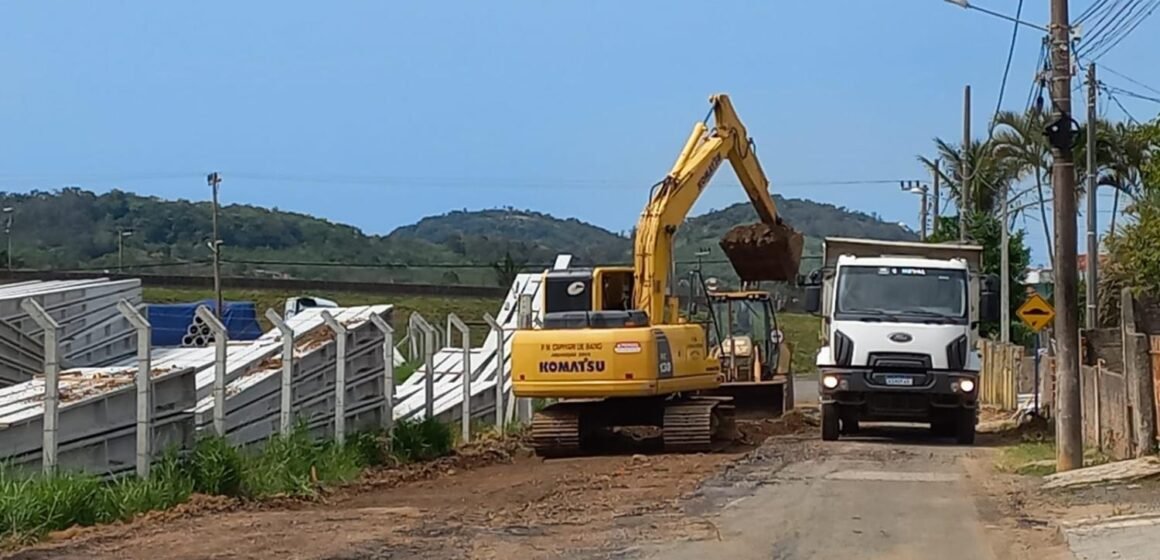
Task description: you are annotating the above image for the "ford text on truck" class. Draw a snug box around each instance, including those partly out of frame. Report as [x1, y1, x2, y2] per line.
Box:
[803, 237, 1000, 444]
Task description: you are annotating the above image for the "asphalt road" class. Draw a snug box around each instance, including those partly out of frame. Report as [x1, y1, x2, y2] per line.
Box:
[635, 427, 998, 560]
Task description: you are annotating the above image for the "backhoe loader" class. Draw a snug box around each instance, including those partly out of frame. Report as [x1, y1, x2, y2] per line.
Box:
[510, 93, 804, 456]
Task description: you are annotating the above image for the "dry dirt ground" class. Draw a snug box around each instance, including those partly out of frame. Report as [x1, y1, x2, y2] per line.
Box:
[3, 411, 1089, 560]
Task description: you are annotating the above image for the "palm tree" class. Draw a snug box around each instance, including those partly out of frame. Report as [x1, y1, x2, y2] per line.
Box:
[992, 110, 1054, 268]
[918, 137, 1016, 234]
[492, 251, 526, 287]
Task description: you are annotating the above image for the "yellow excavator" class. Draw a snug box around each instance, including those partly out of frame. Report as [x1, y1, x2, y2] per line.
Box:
[510, 93, 804, 456]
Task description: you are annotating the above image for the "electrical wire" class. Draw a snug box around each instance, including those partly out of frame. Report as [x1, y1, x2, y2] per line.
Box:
[993, 0, 1027, 123]
[1076, 0, 1116, 24]
[1079, 0, 1159, 60]
[1099, 64, 1160, 96]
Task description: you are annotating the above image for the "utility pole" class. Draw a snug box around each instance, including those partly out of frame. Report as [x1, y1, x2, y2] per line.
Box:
[207, 172, 224, 320]
[1048, 0, 1082, 473]
[960, 86, 971, 242]
[1085, 62, 1098, 329]
[117, 228, 133, 272]
[1001, 175, 1010, 342]
[932, 160, 941, 226]
[917, 181, 929, 241]
[3, 207, 13, 271]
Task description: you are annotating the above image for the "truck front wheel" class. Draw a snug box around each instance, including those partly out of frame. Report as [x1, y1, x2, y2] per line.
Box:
[955, 407, 976, 445]
[822, 403, 840, 441]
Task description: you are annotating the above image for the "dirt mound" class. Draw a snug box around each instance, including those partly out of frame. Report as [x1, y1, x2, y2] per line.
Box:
[352, 431, 530, 491]
[719, 222, 804, 282]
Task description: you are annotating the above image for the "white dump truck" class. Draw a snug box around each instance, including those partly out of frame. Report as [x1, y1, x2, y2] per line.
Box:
[803, 237, 1000, 444]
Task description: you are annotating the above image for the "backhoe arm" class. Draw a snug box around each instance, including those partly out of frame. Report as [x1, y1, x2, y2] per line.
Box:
[633, 94, 802, 323]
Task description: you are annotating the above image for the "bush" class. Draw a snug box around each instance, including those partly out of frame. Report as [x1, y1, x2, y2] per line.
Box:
[390, 418, 454, 463]
[0, 419, 460, 544]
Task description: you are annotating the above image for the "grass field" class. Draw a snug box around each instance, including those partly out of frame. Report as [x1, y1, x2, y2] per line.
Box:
[781, 312, 822, 375]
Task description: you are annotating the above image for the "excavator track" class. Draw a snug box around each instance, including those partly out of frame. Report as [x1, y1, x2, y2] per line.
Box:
[528, 397, 736, 457]
[662, 397, 736, 453]
[529, 405, 582, 457]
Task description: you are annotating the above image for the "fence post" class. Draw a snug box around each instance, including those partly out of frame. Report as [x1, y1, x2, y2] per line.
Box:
[320, 311, 348, 444]
[369, 313, 396, 445]
[22, 299, 60, 474]
[483, 313, 506, 430]
[117, 300, 153, 478]
[195, 305, 229, 436]
[409, 312, 438, 420]
[448, 313, 472, 442]
[1122, 288, 1157, 456]
[265, 309, 295, 436]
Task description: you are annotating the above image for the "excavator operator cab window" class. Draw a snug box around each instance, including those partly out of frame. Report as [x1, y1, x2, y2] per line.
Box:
[598, 268, 634, 311]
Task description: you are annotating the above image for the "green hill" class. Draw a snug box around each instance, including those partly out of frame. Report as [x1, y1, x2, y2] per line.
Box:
[0, 188, 915, 287]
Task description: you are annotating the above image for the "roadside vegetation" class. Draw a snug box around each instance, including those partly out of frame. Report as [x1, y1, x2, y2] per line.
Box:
[780, 312, 822, 376]
[0, 418, 456, 545]
[995, 439, 1111, 477]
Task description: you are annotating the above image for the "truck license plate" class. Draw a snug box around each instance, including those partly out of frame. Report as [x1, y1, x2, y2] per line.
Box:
[884, 376, 914, 386]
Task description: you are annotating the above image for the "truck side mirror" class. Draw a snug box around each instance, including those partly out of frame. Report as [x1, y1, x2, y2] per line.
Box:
[980, 274, 1001, 324]
[804, 285, 822, 315]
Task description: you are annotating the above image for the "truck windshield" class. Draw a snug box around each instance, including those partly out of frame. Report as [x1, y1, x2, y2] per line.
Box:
[835, 266, 968, 321]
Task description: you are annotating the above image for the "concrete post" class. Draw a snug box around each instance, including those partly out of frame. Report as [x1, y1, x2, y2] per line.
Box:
[195, 305, 229, 436]
[409, 312, 437, 420]
[483, 313, 507, 429]
[22, 299, 60, 474]
[265, 309, 295, 436]
[369, 313, 396, 443]
[320, 311, 348, 444]
[1121, 288, 1157, 456]
[117, 300, 153, 478]
[448, 313, 472, 442]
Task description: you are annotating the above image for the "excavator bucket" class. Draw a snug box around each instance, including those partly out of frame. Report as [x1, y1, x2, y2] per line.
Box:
[718, 222, 805, 283]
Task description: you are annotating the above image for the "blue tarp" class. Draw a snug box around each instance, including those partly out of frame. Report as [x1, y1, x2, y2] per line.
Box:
[147, 300, 264, 347]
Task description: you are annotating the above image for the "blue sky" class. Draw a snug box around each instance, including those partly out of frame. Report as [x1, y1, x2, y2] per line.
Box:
[1, 1, 1157, 266]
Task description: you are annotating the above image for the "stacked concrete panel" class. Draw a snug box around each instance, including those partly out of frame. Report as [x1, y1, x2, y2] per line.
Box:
[192, 305, 393, 448]
[0, 365, 198, 476]
[0, 279, 143, 386]
[397, 271, 543, 423]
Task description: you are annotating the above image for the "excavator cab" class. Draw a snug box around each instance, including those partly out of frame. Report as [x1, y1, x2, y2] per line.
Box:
[541, 266, 635, 314]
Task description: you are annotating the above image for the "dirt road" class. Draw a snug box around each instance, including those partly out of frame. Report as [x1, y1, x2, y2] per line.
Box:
[7, 409, 1066, 559]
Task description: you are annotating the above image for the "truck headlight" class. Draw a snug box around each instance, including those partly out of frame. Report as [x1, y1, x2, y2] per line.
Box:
[822, 375, 840, 389]
[958, 379, 975, 393]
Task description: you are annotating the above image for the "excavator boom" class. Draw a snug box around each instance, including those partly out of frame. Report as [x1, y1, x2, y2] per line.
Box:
[633, 94, 803, 322]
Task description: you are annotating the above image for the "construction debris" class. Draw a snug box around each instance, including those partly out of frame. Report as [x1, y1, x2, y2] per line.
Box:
[1042, 456, 1160, 490]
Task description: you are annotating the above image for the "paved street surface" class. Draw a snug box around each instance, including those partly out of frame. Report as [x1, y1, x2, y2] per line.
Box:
[634, 427, 999, 560]
[1062, 513, 1160, 560]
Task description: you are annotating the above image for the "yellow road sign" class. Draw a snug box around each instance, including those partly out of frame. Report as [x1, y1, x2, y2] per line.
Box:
[1017, 292, 1055, 332]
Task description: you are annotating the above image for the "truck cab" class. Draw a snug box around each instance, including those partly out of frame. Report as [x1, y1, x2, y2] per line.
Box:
[803, 237, 1000, 444]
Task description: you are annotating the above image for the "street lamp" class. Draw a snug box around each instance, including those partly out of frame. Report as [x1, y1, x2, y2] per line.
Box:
[2, 207, 13, 271]
[900, 181, 930, 240]
[118, 229, 134, 271]
[942, 0, 1048, 31]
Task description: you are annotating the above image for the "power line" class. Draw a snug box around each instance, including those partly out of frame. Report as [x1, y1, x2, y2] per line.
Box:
[1079, 0, 1159, 60]
[1076, 0, 1116, 23]
[1104, 85, 1160, 104]
[993, 0, 1027, 122]
[1099, 63, 1160, 96]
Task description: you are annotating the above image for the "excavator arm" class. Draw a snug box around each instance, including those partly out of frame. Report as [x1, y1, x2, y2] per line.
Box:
[633, 93, 803, 323]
